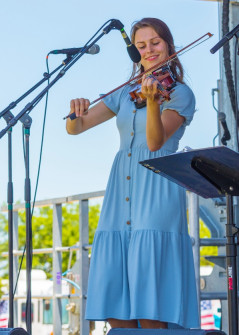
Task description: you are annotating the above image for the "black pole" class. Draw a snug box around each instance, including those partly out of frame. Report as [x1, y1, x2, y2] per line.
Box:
[2, 111, 32, 328]
[0, 59, 69, 328]
[0, 61, 67, 328]
[226, 194, 239, 335]
[2, 111, 16, 328]
[7, 125, 14, 328]
[23, 123, 32, 335]
[190, 156, 239, 335]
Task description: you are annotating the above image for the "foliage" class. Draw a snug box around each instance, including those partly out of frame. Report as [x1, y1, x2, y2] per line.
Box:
[0, 210, 9, 279]
[0, 278, 4, 298]
[0, 200, 219, 279]
[0, 202, 100, 279]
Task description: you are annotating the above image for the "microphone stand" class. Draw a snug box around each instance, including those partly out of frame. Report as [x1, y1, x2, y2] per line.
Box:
[0, 57, 72, 120]
[211, 31, 239, 330]
[0, 19, 118, 334]
[0, 56, 72, 329]
[1, 110, 32, 328]
[23, 119, 32, 335]
[60, 20, 118, 72]
[5, 111, 14, 329]
[6, 115, 14, 329]
[0, 20, 119, 139]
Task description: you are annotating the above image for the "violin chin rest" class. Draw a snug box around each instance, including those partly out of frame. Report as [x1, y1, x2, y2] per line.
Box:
[134, 100, 146, 109]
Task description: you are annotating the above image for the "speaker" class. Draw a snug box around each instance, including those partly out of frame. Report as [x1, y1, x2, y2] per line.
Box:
[108, 329, 226, 335]
[0, 329, 29, 335]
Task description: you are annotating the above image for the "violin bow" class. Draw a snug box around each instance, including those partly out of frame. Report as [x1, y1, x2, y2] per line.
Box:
[64, 32, 213, 120]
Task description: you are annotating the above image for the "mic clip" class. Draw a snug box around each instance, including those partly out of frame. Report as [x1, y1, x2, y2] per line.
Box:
[218, 112, 231, 146]
[103, 19, 124, 34]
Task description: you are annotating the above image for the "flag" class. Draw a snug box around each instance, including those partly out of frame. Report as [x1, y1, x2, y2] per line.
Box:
[0, 300, 8, 328]
[201, 300, 215, 329]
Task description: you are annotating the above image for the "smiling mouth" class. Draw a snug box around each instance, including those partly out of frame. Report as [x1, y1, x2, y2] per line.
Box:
[146, 55, 158, 61]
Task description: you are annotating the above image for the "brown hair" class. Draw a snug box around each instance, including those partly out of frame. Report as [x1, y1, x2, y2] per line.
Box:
[130, 18, 184, 83]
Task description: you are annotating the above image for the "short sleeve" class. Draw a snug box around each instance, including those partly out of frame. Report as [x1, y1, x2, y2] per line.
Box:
[102, 86, 126, 115]
[161, 83, 196, 126]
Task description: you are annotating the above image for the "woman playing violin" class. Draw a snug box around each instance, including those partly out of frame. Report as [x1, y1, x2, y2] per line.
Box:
[66, 18, 199, 330]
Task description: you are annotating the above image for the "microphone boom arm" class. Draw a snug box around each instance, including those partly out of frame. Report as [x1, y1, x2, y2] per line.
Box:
[0, 60, 69, 121]
[0, 19, 120, 139]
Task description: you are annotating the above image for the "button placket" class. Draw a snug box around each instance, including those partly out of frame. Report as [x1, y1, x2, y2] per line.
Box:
[126, 151, 131, 226]
[125, 109, 136, 230]
[125, 109, 137, 228]
[129, 109, 136, 147]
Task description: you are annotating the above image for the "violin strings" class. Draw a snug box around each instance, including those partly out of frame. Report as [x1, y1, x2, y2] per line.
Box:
[89, 33, 213, 106]
[144, 35, 212, 76]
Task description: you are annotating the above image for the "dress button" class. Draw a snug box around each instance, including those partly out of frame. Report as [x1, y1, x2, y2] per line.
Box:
[126, 197, 129, 201]
[128, 153, 131, 157]
[127, 176, 131, 180]
[131, 132, 134, 136]
[126, 221, 131, 225]
[133, 110, 136, 113]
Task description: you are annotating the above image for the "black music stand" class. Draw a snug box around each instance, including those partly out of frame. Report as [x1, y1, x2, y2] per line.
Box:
[140, 146, 239, 335]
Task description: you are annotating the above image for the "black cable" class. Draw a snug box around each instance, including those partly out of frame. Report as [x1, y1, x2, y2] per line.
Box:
[13, 59, 50, 299]
[31, 58, 50, 213]
[19, 64, 50, 329]
[234, 36, 239, 149]
[222, 0, 238, 125]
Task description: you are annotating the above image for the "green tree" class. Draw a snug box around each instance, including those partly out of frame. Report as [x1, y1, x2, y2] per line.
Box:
[0, 202, 100, 278]
[0, 210, 9, 278]
[0, 202, 218, 278]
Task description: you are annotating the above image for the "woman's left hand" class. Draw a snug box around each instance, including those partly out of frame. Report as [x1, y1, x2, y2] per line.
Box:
[141, 74, 159, 102]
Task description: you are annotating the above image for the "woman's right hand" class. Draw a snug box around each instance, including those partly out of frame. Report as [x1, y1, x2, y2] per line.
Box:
[70, 98, 90, 118]
[66, 100, 115, 135]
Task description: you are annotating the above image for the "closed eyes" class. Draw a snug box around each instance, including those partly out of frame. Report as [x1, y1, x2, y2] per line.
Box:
[137, 42, 160, 49]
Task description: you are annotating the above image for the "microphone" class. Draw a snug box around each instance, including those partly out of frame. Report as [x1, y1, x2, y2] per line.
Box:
[121, 28, 141, 63]
[109, 19, 141, 63]
[210, 24, 239, 54]
[218, 112, 231, 145]
[49, 44, 100, 55]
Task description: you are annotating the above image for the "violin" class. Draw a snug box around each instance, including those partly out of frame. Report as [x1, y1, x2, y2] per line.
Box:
[64, 32, 213, 120]
[129, 65, 176, 109]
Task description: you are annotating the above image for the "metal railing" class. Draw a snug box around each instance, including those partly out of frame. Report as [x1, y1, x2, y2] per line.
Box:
[2, 190, 105, 335]
[2, 190, 227, 334]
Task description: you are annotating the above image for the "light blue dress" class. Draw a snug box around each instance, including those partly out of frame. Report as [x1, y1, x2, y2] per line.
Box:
[85, 82, 200, 328]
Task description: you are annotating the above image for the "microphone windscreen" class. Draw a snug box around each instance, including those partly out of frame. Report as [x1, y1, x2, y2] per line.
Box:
[127, 45, 141, 63]
[88, 44, 100, 55]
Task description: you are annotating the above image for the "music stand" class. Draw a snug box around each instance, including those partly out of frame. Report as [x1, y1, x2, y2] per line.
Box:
[140, 146, 239, 335]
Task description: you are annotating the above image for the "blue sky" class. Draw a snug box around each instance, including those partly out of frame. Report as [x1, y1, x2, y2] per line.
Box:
[0, 0, 220, 205]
